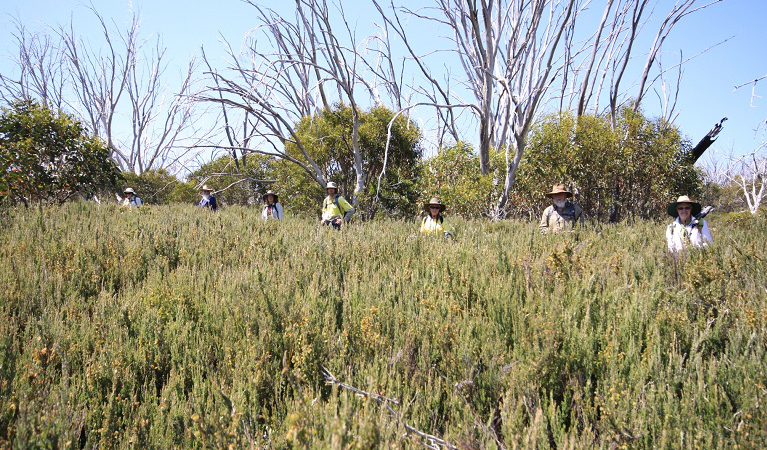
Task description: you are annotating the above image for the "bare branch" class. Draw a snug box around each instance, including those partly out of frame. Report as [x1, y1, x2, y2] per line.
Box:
[322, 367, 457, 450]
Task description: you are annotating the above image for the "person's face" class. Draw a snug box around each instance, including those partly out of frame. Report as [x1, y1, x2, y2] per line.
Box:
[552, 193, 567, 204]
[326, 188, 336, 197]
[266, 194, 275, 204]
[429, 205, 441, 217]
[677, 203, 692, 222]
[125, 192, 133, 199]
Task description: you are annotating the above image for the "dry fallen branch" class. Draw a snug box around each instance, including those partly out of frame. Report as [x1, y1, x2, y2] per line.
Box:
[322, 366, 457, 450]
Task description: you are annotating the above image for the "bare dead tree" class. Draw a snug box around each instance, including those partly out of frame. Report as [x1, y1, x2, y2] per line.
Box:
[57, 6, 206, 173]
[2, 6, 206, 174]
[725, 146, 767, 214]
[0, 19, 67, 111]
[201, 0, 390, 201]
[372, 0, 584, 217]
[729, 75, 767, 214]
[564, 0, 728, 126]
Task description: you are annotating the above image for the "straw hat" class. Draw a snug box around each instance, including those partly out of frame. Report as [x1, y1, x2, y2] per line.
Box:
[201, 185, 213, 192]
[545, 184, 572, 198]
[667, 195, 701, 218]
[424, 197, 446, 213]
[325, 182, 338, 192]
[262, 190, 279, 203]
[124, 188, 136, 195]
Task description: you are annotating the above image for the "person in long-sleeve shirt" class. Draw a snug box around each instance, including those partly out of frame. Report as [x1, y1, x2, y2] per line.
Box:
[197, 185, 218, 211]
[321, 182, 354, 229]
[539, 184, 583, 234]
[261, 190, 284, 220]
[666, 195, 713, 252]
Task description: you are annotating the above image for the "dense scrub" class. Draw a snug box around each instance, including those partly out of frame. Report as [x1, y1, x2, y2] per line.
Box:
[1, 204, 765, 449]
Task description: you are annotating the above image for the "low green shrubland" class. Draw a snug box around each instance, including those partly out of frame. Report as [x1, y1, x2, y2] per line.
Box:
[0, 204, 765, 448]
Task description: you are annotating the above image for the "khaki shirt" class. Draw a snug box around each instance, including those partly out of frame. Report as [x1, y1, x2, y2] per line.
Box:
[539, 202, 583, 234]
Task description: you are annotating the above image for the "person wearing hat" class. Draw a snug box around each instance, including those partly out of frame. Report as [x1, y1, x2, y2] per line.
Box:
[539, 183, 583, 234]
[120, 188, 144, 208]
[261, 190, 284, 220]
[321, 182, 354, 229]
[197, 185, 218, 211]
[420, 198, 453, 238]
[666, 195, 712, 252]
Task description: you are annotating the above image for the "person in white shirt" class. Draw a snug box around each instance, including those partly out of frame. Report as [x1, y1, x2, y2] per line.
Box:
[261, 190, 284, 220]
[666, 195, 712, 252]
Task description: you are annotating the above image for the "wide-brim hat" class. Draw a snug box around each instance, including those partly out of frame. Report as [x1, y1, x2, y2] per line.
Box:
[201, 185, 213, 192]
[124, 188, 135, 195]
[545, 183, 573, 198]
[325, 182, 338, 190]
[424, 197, 446, 213]
[667, 195, 702, 218]
[262, 190, 279, 203]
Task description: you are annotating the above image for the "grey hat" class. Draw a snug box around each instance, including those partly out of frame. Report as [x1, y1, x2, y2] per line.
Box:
[124, 188, 136, 195]
[326, 182, 338, 191]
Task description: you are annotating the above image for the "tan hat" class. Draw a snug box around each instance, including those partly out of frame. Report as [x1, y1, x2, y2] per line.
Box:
[424, 197, 446, 213]
[124, 188, 135, 195]
[262, 190, 279, 203]
[326, 182, 338, 191]
[201, 185, 213, 192]
[545, 183, 573, 198]
[668, 195, 701, 218]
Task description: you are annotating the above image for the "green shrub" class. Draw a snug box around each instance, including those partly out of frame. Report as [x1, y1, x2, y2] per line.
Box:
[0, 204, 765, 448]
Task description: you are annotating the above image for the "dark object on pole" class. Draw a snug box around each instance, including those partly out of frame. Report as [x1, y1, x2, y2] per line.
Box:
[692, 205, 715, 227]
[690, 117, 727, 163]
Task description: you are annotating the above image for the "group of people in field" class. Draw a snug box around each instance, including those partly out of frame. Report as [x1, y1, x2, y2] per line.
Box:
[119, 181, 712, 252]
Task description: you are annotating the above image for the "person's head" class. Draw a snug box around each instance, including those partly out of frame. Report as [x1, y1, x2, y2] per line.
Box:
[325, 182, 338, 197]
[545, 184, 572, 208]
[262, 190, 278, 205]
[424, 198, 445, 218]
[668, 195, 701, 223]
[201, 185, 213, 198]
[124, 188, 135, 199]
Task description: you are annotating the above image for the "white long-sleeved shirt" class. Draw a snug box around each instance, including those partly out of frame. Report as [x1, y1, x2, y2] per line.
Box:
[261, 203, 284, 220]
[666, 217, 712, 252]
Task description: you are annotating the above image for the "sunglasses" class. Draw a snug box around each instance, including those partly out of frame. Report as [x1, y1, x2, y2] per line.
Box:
[677, 206, 691, 211]
[429, 206, 440, 209]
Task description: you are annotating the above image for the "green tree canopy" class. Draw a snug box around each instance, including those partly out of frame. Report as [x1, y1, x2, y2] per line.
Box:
[512, 109, 702, 221]
[417, 142, 502, 218]
[276, 104, 422, 218]
[0, 101, 121, 206]
[187, 154, 276, 207]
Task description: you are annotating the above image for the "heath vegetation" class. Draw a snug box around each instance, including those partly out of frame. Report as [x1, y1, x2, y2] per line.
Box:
[1, 203, 765, 449]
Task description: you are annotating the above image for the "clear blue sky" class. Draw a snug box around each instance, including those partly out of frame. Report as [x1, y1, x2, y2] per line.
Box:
[1, 0, 766, 164]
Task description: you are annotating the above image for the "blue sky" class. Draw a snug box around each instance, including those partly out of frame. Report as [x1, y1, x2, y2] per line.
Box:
[1, 0, 766, 165]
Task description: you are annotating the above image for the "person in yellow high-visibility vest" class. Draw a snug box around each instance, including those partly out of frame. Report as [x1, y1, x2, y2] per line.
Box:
[420, 197, 453, 238]
[321, 182, 355, 229]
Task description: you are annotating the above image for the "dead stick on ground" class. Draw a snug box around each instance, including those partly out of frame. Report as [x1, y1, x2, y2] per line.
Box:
[322, 366, 457, 450]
